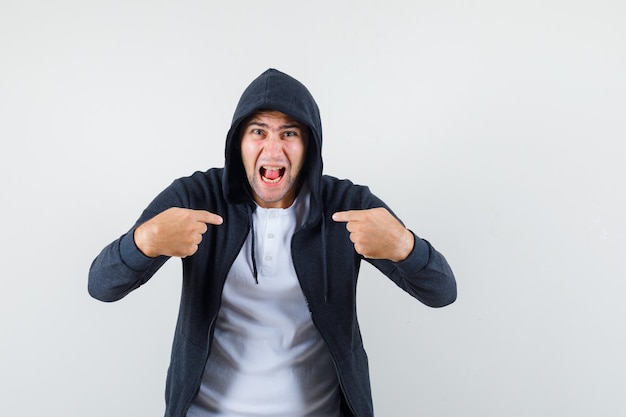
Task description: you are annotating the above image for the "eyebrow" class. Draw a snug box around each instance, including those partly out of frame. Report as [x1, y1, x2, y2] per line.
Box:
[246, 120, 302, 130]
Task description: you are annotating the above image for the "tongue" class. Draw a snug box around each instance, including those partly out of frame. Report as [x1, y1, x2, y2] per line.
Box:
[264, 168, 281, 180]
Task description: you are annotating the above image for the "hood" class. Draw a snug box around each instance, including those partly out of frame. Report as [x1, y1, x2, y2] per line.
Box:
[222, 68, 324, 224]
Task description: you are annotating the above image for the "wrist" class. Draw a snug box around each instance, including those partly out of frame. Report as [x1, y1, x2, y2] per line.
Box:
[134, 224, 159, 258]
[392, 229, 414, 262]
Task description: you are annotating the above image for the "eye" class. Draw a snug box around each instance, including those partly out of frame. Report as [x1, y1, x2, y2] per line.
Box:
[252, 128, 263, 135]
[283, 131, 298, 138]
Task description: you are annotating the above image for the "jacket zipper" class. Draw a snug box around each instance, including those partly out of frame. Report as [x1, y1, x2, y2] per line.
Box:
[301, 292, 357, 417]
[180, 231, 250, 416]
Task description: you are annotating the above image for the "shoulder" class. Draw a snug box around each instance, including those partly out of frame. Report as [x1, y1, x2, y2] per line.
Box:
[165, 168, 226, 208]
[171, 168, 223, 191]
[178, 167, 223, 184]
[319, 175, 383, 210]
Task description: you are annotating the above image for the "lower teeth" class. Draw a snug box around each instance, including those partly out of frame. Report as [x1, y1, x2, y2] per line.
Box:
[263, 176, 281, 183]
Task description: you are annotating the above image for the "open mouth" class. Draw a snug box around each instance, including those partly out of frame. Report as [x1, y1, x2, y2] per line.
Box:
[260, 166, 285, 184]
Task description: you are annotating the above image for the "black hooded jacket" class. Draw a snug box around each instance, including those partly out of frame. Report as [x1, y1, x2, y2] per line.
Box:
[88, 68, 457, 416]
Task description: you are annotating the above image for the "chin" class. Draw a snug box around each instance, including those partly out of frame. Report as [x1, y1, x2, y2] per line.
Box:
[255, 188, 293, 208]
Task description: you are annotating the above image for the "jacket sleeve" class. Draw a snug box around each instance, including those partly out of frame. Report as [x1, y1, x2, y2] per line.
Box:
[356, 182, 457, 308]
[88, 181, 186, 302]
[88, 228, 170, 302]
[369, 234, 457, 308]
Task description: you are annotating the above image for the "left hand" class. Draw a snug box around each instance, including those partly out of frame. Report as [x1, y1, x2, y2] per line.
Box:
[332, 207, 415, 262]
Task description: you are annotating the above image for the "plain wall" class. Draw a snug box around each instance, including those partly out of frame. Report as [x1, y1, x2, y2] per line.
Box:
[1, 0, 624, 415]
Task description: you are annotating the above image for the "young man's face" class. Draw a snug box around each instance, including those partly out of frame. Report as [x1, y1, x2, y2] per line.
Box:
[240, 110, 308, 208]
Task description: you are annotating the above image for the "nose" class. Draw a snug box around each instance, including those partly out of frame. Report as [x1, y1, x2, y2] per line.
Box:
[263, 133, 283, 157]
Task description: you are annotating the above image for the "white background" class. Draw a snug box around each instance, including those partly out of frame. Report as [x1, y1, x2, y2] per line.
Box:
[1, 1, 625, 416]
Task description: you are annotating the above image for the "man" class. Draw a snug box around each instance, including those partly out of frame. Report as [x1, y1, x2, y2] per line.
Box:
[89, 68, 456, 417]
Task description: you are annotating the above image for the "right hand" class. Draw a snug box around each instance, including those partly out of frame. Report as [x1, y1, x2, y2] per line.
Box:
[134, 208, 223, 258]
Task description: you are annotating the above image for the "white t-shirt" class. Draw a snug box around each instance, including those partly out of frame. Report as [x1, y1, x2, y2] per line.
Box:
[187, 191, 340, 417]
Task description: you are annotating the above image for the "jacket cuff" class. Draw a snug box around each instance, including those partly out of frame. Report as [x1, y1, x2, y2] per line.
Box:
[119, 229, 154, 271]
[394, 231, 430, 272]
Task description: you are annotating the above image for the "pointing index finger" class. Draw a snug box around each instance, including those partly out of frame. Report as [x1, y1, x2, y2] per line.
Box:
[332, 210, 360, 223]
[196, 210, 223, 225]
